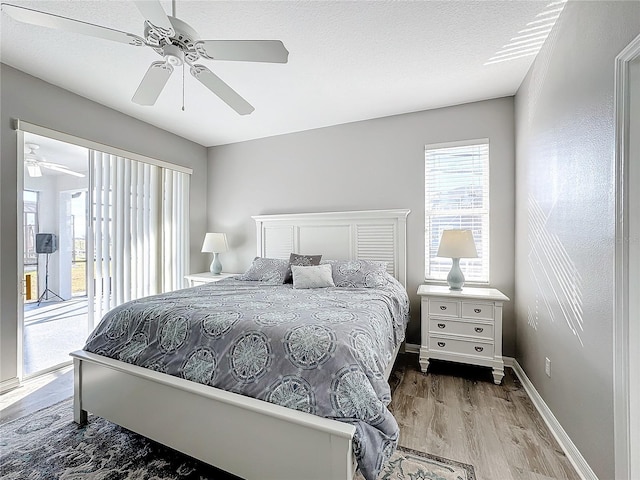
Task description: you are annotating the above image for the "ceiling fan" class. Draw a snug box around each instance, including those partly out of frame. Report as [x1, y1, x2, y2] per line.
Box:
[24, 143, 85, 178]
[2, 1, 289, 115]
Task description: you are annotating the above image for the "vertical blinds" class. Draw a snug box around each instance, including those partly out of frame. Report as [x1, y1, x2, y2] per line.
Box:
[161, 168, 189, 293]
[425, 142, 490, 282]
[92, 151, 189, 320]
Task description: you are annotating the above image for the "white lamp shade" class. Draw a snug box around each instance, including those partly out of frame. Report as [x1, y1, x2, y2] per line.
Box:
[201, 233, 228, 253]
[437, 230, 478, 258]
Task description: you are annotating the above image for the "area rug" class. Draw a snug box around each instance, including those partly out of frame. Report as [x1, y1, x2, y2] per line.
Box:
[0, 398, 475, 480]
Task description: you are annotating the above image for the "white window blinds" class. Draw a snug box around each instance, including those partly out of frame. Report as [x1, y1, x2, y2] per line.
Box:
[92, 151, 189, 319]
[161, 168, 189, 293]
[425, 141, 490, 283]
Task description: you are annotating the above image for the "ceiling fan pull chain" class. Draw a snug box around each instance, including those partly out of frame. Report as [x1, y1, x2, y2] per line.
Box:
[182, 62, 185, 111]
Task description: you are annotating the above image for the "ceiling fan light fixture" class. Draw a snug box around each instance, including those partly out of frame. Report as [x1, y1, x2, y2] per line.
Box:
[163, 44, 184, 66]
[27, 163, 42, 177]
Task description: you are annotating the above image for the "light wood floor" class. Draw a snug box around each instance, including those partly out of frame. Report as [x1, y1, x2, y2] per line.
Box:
[390, 354, 580, 480]
[1, 355, 580, 480]
[0, 365, 74, 424]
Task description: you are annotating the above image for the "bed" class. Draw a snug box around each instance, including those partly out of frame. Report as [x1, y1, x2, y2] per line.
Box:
[71, 208, 410, 480]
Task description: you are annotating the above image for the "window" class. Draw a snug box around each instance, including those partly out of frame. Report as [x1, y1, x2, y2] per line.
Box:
[425, 140, 490, 283]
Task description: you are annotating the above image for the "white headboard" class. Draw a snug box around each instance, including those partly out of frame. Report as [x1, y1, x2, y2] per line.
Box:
[252, 209, 410, 287]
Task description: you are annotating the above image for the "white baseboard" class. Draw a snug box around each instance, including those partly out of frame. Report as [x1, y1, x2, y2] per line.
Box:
[0, 377, 20, 394]
[505, 358, 598, 480]
[404, 342, 420, 354]
[401, 349, 596, 480]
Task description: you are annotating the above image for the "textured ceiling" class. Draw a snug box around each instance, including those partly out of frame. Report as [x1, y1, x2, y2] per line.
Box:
[1, 1, 561, 147]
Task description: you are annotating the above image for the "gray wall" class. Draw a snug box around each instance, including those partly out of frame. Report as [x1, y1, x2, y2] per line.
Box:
[514, 2, 640, 478]
[208, 97, 515, 348]
[0, 64, 208, 386]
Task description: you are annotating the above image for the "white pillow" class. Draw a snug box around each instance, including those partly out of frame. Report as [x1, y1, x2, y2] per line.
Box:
[291, 264, 335, 289]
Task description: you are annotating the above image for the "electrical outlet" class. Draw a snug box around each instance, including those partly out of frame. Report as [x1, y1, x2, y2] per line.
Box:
[545, 357, 551, 377]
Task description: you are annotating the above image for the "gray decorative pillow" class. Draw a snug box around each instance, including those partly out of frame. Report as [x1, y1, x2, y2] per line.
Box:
[238, 257, 289, 284]
[291, 264, 335, 289]
[285, 253, 322, 283]
[322, 259, 388, 288]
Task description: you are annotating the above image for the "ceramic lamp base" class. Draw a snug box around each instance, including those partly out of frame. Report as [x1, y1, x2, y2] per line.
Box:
[447, 258, 465, 290]
[210, 253, 222, 275]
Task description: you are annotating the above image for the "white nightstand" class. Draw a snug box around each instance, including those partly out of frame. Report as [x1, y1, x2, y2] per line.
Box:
[185, 272, 239, 287]
[417, 285, 509, 384]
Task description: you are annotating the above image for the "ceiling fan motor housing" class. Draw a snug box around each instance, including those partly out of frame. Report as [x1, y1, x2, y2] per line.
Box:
[146, 16, 200, 64]
[26, 143, 39, 156]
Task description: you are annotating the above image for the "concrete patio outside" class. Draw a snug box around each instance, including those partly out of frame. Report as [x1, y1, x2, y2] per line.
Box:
[23, 297, 90, 377]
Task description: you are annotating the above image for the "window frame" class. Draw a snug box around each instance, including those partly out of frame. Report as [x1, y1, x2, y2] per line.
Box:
[424, 138, 490, 285]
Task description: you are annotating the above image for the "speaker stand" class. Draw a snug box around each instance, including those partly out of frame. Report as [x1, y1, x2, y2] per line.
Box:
[37, 253, 64, 305]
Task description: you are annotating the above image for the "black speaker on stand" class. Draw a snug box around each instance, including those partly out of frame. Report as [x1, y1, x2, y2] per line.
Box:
[35, 233, 64, 305]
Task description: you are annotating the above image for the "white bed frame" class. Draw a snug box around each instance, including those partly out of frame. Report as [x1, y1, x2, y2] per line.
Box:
[71, 209, 410, 480]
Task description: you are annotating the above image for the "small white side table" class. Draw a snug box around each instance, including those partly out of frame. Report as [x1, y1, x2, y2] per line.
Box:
[417, 285, 509, 384]
[185, 272, 239, 287]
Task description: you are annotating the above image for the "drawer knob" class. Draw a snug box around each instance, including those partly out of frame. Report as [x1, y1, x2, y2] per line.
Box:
[474, 327, 484, 333]
[474, 308, 481, 313]
[440, 306, 447, 310]
[437, 323, 446, 329]
[475, 346, 484, 352]
[437, 342, 446, 348]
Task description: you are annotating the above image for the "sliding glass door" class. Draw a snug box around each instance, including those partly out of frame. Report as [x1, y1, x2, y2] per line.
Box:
[19, 126, 190, 379]
[21, 132, 90, 376]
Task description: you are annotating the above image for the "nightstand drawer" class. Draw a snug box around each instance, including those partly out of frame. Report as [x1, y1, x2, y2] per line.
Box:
[429, 319, 494, 340]
[429, 337, 493, 359]
[461, 302, 495, 321]
[428, 300, 460, 317]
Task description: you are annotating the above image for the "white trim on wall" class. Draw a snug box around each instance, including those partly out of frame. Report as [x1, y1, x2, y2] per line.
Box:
[0, 377, 20, 394]
[12, 119, 193, 175]
[424, 137, 489, 151]
[505, 358, 597, 480]
[16, 129, 24, 384]
[614, 32, 640, 480]
[403, 343, 420, 355]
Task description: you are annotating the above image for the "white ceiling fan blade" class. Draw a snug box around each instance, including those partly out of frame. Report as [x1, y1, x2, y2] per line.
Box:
[132, 1, 174, 38]
[41, 164, 85, 178]
[38, 160, 62, 166]
[132, 61, 174, 106]
[190, 64, 255, 115]
[1, 4, 146, 46]
[39, 160, 73, 168]
[196, 40, 289, 63]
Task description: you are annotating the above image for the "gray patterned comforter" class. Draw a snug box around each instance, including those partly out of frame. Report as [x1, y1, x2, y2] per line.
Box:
[83, 274, 409, 480]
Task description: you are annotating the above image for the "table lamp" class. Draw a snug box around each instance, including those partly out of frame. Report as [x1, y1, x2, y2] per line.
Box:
[201, 233, 228, 275]
[436, 229, 478, 290]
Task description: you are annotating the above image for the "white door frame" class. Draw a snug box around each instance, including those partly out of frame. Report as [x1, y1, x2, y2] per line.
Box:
[15, 126, 92, 380]
[614, 33, 640, 480]
[16, 129, 25, 382]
